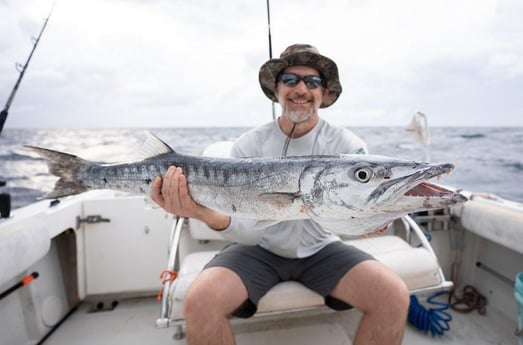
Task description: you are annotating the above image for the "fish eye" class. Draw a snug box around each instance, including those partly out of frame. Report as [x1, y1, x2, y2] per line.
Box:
[354, 167, 372, 183]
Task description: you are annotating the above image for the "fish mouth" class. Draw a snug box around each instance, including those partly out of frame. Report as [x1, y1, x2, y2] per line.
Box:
[370, 163, 467, 208]
[399, 181, 468, 210]
[402, 163, 462, 200]
[405, 181, 464, 200]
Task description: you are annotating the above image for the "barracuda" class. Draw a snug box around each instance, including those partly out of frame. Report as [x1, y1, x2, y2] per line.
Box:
[26, 131, 467, 236]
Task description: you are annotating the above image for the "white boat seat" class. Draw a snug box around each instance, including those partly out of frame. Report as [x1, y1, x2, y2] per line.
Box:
[168, 233, 443, 323]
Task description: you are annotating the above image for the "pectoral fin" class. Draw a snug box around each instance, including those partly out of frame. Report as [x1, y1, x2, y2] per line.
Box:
[257, 192, 300, 208]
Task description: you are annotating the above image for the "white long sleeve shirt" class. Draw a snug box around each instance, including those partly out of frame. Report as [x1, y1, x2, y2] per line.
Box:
[218, 118, 367, 258]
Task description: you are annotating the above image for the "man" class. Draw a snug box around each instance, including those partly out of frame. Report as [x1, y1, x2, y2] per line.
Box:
[152, 44, 409, 345]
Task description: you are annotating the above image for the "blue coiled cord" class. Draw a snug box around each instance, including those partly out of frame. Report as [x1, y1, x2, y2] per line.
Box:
[408, 291, 452, 336]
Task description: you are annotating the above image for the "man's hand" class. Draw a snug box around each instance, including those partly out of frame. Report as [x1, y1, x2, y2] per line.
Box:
[151, 166, 231, 231]
[151, 166, 200, 217]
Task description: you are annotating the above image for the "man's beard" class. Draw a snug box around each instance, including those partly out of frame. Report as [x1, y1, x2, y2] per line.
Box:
[281, 104, 315, 124]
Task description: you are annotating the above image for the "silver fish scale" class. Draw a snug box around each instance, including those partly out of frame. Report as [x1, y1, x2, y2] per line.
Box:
[177, 154, 333, 218]
[185, 159, 300, 188]
[82, 153, 308, 189]
[82, 161, 169, 194]
[81, 153, 330, 218]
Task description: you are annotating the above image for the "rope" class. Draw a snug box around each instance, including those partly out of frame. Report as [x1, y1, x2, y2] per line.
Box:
[408, 291, 452, 336]
[449, 285, 487, 315]
[156, 269, 178, 301]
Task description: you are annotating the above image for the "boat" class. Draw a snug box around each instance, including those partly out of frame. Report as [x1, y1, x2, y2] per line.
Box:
[1, 3, 522, 343]
[1, 132, 522, 345]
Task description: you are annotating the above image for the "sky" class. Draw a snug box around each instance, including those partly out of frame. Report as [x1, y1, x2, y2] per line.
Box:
[1, 0, 522, 129]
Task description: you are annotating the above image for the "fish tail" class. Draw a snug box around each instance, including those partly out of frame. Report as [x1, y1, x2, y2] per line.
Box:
[25, 145, 91, 198]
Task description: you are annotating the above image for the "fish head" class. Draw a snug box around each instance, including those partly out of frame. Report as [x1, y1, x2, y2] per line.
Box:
[314, 155, 467, 215]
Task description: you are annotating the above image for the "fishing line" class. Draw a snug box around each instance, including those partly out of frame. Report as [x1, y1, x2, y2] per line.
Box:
[281, 123, 296, 157]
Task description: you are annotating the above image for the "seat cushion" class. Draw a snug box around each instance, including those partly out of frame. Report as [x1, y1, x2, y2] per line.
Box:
[170, 236, 442, 321]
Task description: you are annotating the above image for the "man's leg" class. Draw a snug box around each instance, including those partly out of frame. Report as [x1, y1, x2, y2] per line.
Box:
[330, 260, 409, 345]
[184, 267, 248, 345]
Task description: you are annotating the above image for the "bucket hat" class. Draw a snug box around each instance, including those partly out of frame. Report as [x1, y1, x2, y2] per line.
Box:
[258, 44, 342, 108]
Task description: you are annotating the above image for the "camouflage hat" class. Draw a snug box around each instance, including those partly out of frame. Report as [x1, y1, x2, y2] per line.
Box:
[258, 44, 342, 108]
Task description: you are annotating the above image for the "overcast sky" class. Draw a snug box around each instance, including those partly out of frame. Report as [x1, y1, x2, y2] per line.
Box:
[1, 0, 522, 128]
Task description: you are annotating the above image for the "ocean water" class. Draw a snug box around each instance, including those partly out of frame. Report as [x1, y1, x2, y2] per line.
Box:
[1, 126, 522, 210]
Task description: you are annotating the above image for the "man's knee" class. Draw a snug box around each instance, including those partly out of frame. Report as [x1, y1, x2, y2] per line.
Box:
[184, 280, 211, 321]
[391, 276, 410, 312]
[183, 267, 249, 321]
[338, 260, 409, 316]
[377, 272, 410, 316]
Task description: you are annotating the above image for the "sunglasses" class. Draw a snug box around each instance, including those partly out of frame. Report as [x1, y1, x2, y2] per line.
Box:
[277, 73, 325, 89]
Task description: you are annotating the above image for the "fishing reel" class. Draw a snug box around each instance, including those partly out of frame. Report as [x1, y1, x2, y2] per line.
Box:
[0, 180, 10, 218]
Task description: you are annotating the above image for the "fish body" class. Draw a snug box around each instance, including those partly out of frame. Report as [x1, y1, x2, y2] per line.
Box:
[26, 131, 467, 236]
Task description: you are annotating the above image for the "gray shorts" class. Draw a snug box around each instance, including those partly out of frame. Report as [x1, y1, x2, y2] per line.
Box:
[204, 241, 375, 318]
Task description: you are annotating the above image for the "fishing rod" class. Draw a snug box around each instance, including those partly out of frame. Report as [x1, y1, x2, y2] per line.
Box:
[266, 0, 273, 60]
[266, 0, 276, 120]
[0, 3, 55, 135]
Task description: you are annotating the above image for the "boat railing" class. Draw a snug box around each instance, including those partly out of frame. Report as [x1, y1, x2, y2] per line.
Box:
[157, 216, 185, 328]
[400, 215, 454, 294]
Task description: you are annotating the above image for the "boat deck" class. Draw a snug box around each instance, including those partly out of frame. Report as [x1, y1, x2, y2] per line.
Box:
[43, 296, 517, 345]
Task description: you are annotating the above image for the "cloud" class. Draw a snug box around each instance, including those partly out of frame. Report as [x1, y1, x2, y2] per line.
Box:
[1, 0, 522, 128]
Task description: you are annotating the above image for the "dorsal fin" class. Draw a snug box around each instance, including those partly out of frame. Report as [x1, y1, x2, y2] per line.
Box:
[138, 131, 175, 159]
